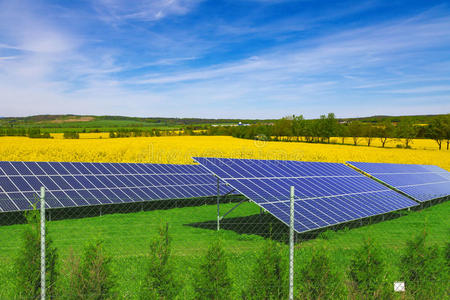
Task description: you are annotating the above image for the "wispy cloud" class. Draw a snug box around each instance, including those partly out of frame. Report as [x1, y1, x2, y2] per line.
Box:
[94, 0, 203, 23]
[133, 14, 450, 86]
[0, 0, 449, 118]
[384, 86, 450, 94]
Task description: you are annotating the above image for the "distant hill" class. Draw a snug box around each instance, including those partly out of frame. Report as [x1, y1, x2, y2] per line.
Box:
[0, 113, 448, 129]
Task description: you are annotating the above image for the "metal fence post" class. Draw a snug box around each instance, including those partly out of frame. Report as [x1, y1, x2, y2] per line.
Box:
[289, 186, 295, 300]
[217, 177, 220, 231]
[40, 186, 46, 300]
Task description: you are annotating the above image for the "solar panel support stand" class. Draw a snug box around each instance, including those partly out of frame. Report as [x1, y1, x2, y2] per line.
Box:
[40, 186, 46, 300]
[289, 186, 294, 300]
[219, 199, 246, 221]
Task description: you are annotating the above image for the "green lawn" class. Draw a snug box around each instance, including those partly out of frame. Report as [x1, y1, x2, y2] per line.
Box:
[0, 200, 448, 298]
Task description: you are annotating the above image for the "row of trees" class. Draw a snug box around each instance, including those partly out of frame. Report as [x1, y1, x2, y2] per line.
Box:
[207, 114, 450, 150]
[0, 127, 51, 138]
[15, 211, 449, 299]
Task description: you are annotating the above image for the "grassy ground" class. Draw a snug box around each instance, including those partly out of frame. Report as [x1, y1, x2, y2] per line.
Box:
[0, 200, 448, 298]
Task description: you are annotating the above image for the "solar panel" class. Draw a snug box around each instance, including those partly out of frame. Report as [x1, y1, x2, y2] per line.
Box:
[0, 161, 234, 213]
[347, 161, 450, 202]
[194, 157, 418, 233]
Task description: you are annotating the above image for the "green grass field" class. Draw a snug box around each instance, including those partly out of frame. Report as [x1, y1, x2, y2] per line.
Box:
[0, 200, 448, 298]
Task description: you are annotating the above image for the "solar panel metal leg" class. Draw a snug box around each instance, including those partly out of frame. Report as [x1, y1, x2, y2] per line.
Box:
[219, 199, 246, 221]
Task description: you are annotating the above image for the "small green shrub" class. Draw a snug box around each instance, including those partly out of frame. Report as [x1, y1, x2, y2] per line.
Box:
[63, 241, 115, 299]
[193, 238, 232, 300]
[296, 246, 346, 300]
[15, 209, 58, 299]
[140, 223, 179, 299]
[318, 230, 335, 240]
[348, 238, 391, 299]
[243, 239, 287, 299]
[400, 230, 447, 298]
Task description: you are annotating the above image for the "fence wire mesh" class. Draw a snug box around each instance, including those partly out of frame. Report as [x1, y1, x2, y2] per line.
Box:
[0, 191, 448, 299]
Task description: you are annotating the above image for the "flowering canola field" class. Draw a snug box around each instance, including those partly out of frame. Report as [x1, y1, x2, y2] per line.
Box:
[0, 136, 448, 170]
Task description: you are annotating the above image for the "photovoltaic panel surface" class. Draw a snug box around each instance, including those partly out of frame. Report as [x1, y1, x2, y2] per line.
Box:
[0, 161, 233, 213]
[348, 161, 450, 202]
[194, 157, 418, 233]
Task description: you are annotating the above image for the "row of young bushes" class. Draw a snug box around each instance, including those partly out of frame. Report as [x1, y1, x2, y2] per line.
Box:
[12, 210, 449, 299]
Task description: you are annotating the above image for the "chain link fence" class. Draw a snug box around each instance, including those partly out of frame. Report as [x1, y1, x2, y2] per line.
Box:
[0, 186, 448, 299]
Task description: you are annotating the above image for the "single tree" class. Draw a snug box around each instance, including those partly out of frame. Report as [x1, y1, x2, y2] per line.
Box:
[378, 121, 395, 147]
[325, 113, 338, 143]
[292, 115, 306, 142]
[337, 123, 349, 144]
[443, 115, 450, 150]
[396, 120, 417, 148]
[273, 117, 293, 141]
[140, 223, 179, 299]
[426, 117, 446, 150]
[64, 241, 115, 299]
[243, 239, 287, 299]
[193, 239, 232, 300]
[348, 121, 363, 146]
[400, 230, 447, 298]
[348, 238, 391, 299]
[15, 208, 58, 299]
[363, 124, 376, 147]
[297, 247, 345, 299]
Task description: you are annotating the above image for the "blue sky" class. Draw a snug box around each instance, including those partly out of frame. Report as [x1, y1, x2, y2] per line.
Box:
[0, 0, 449, 119]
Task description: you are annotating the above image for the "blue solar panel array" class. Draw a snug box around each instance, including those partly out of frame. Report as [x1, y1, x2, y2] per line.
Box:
[348, 161, 450, 202]
[194, 157, 418, 233]
[0, 161, 232, 213]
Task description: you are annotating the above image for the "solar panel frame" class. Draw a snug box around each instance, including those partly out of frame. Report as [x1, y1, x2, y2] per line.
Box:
[194, 157, 418, 234]
[347, 161, 450, 202]
[0, 161, 236, 213]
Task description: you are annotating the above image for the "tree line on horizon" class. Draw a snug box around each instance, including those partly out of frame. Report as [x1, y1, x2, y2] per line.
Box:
[207, 113, 450, 150]
[1, 113, 449, 150]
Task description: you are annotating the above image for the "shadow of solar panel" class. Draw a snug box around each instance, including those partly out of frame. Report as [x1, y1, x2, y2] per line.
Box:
[194, 157, 418, 233]
[0, 161, 235, 212]
[347, 161, 450, 202]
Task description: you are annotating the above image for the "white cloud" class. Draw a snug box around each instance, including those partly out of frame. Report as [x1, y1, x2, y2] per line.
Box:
[132, 14, 450, 87]
[95, 0, 203, 22]
[384, 86, 450, 94]
[0, 1, 449, 118]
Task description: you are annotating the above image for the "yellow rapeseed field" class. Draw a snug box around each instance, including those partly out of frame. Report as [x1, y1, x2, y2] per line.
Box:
[0, 136, 448, 170]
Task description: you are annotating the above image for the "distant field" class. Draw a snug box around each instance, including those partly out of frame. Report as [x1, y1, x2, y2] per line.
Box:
[39, 125, 181, 133]
[0, 136, 448, 170]
[15, 119, 174, 129]
[0, 200, 448, 298]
